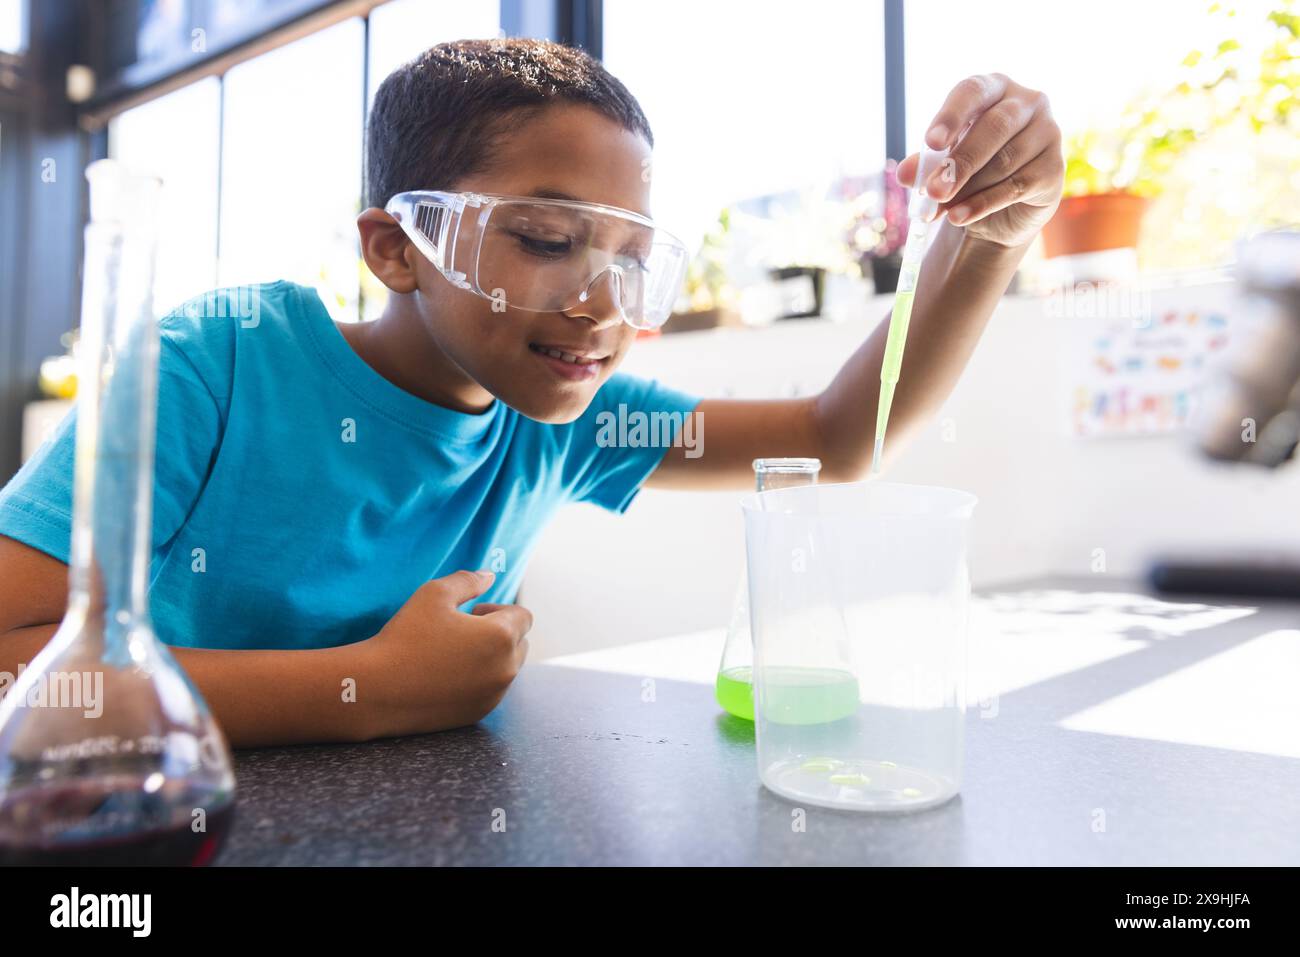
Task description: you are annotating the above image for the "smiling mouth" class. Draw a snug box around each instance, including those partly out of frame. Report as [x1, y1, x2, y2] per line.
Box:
[528, 343, 608, 365]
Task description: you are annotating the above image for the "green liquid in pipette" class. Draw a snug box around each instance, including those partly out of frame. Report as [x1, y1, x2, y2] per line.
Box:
[882, 289, 916, 375]
[872, 146, 948, 472]
[873, 288, 916, 472]
[716, 666, 859, 724]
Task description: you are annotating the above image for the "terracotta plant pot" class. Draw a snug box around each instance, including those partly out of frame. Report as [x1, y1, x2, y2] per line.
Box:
[1041, 191, 1150, 258]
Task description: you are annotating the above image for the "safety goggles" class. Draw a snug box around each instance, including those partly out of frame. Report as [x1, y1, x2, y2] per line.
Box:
[385, 189, 689, 330]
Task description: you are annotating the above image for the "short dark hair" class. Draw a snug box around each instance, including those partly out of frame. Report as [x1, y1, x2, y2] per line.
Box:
[365, 37, 653, 209]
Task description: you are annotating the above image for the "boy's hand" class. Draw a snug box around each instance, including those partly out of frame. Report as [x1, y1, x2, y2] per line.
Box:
[357, 569, 531, 738]
[897, 72, 1064, 249]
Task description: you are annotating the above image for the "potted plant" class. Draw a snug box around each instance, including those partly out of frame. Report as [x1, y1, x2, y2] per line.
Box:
[662, 209, 741, 334]
[750, 186, 862, 318]
[1043, 119, 1180, 258]
[1044, 0, 1299, 258]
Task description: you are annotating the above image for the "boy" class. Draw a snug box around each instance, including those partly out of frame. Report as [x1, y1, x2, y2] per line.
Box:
[0, 40, 1062, 747]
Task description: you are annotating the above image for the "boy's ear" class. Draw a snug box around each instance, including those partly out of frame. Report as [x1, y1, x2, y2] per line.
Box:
[357, 208, 418, 295]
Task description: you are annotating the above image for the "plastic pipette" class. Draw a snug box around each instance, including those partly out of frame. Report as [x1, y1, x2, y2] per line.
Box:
[871, 146, 951, 474]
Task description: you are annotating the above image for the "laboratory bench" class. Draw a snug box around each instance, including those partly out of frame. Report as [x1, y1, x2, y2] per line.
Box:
[216, 576, 1300, 866]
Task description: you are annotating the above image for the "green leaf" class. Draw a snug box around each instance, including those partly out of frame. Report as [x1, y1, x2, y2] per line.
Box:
[1268, 11, 1300, 37]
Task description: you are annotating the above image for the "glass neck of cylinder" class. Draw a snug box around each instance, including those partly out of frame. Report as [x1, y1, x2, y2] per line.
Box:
[753, 457, 821, 492]
[66, 218, 160, 636]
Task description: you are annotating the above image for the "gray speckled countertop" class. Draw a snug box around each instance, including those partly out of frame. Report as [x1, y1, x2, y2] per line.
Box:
[217, 578, 1300, 866]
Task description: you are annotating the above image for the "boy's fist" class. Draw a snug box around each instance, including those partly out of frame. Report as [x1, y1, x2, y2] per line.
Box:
[357, 569, 531, 738]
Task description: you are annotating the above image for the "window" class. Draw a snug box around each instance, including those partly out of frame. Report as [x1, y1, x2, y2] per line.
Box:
[109, 78, 221, 314]
[218, 18, 365, 320]
[105, 2, 512, 326]
[0, 0, 25, 54]
[603, 0, 888, 259]
[903, 0, 1230, 152]
[367, 0, 501, 105]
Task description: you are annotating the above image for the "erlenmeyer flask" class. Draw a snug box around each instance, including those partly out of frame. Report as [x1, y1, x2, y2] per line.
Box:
[715, 457, 820, 719]
[0, 160, 236, 865]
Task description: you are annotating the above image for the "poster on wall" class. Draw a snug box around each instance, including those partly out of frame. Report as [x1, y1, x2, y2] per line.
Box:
[1058, 280, 1237, 438]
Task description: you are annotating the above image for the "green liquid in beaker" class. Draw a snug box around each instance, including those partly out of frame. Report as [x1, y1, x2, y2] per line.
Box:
[763, 667, 860, 725]
[715, 666, 755, 721]
[716, 666, 859, 724]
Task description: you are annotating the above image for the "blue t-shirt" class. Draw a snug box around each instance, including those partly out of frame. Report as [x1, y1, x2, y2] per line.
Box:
[0, 281, 698, 651]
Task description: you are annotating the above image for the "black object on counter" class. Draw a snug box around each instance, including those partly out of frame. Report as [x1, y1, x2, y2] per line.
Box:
[1148, 557, 1300, 599]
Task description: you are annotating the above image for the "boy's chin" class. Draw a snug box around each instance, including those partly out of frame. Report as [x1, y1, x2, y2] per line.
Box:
[498, 386, 595, 425]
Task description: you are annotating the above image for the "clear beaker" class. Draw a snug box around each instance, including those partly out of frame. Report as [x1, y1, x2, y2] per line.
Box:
[716, 458, 820, 720]
[742, 480, 976, 812]
[0, 160, 236, 864]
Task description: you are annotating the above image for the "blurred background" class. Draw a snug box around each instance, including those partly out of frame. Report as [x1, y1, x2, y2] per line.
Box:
[1, 0, 1298, 657]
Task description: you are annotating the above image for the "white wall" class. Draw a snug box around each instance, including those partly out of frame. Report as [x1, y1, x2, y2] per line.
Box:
[521, 286, 1300, 659]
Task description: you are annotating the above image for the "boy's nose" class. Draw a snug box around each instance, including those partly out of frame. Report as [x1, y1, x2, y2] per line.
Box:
[565, 267, 626, 329]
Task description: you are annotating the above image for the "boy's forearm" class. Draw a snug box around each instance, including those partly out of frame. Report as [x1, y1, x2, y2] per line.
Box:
[175, 641, 376, 748]
[1, 623, 376, 749]
[813, 220, 1029, 480]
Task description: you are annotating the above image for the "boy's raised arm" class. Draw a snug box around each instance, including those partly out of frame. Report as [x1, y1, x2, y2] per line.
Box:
[648, 73, 1063, 491]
